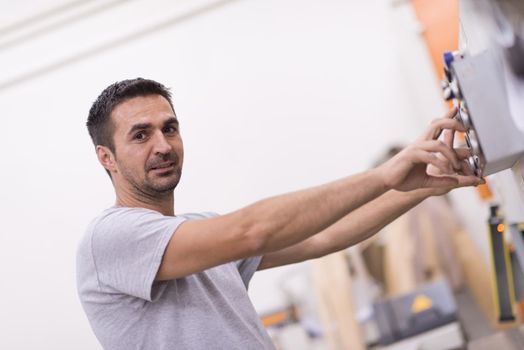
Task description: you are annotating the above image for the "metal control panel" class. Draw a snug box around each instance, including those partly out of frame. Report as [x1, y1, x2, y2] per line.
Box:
[441, 48, 524, 177]
[442, 0, 524, 179]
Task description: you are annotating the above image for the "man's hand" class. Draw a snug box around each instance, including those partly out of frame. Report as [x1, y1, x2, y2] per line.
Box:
[378, 108, 483, 193]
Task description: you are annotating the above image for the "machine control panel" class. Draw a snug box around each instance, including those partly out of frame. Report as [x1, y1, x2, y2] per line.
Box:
[442, 51, 483, 177]
[441, 49, 524, 177]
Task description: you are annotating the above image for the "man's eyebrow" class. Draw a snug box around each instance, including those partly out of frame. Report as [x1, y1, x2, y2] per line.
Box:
[127, 117, 178, 135]
[128, 123, 152, 135]
[164, 117, 179, 127]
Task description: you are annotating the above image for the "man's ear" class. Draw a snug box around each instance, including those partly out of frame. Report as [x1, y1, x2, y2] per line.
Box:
[96, 145, 117, 174]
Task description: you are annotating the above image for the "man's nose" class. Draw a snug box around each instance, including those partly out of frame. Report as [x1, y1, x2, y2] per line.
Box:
[152, 132, 173, 155]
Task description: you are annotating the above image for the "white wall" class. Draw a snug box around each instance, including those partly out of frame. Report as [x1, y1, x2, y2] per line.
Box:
[0, 0, 443, 348]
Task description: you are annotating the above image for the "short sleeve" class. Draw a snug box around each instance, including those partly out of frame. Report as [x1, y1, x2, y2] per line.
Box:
[91, 207, 186, 301]
[236, 256, 262, 289]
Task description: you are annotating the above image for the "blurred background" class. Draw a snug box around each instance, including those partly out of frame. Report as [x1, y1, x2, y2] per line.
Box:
[2, 0, 523, 349]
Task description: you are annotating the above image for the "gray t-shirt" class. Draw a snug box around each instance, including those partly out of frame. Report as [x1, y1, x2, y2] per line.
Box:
[76, 207, 275, 350]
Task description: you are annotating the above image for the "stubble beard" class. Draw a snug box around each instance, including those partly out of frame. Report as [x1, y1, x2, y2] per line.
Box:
[144, 166, 182, 194]
[119, 159, 183, 201]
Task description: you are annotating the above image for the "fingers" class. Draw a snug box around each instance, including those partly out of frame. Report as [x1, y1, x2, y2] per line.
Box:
[453, 148, 485, 177]
[424, 175, 459, 188]
[422, 117, 465, 141]
[442, 128, 455, 148]
[455, 147, 472, 160]
[412, 141, 477, 179]
[458, 160, 475, 176]
[443, 107, 459, 120]
[424, 173, 483, 190]
[414, 150, 451, 174]
[418, 108, 461, 141]
[456, 174, 485, 187]
[419, 140, 461, 170]
[386, 137, 482, 192]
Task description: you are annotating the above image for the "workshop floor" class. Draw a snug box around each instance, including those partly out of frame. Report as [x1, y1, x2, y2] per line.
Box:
[454, 288, 495, 343]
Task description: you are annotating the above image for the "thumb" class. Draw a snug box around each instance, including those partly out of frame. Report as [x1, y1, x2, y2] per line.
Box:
[425, 175, 459, 188]
[455, 175, 485, 188]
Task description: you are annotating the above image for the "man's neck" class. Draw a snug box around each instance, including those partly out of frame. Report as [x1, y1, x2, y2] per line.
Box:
[115, 187, 175, 216]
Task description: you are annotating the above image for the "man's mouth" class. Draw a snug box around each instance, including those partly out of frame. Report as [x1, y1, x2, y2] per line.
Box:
[150, 161, 175, 171]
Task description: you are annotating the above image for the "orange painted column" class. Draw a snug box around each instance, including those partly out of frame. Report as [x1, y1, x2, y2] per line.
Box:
[410, 0, 459, 81]
[411, 0, 493, 200]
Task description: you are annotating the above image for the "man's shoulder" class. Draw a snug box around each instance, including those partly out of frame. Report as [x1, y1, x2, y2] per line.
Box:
[87, 206, 174, 232]
[92, 207, 218, 223]
[178, 211, 219, 220]
[78, 207, 219, 249]
[81, 208, 219, 242]
[77, 207, 156, 250]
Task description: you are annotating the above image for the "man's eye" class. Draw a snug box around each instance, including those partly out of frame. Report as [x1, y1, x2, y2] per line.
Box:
[164, 126, 178, 134]
[134, 132, 146, 140]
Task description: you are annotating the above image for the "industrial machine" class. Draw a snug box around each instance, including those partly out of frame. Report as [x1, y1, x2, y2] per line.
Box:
[442, 1, 524, 345]
[442, 0, 524, 181]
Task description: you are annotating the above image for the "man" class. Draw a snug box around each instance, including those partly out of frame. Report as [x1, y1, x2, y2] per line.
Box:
[76, 78, 482, 349]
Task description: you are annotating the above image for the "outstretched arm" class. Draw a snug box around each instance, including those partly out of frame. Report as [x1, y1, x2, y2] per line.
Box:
[259, 109, 480, 269]
[257, 188, 430, 270]
[157, 168, 389, 280]
[156, 109, 481, 280]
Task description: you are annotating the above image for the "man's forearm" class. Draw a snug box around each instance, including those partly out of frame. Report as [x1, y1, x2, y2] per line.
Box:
[237, 167, 389, 254]
[257, 188, 432, 270]
[315, 188, 430, 254]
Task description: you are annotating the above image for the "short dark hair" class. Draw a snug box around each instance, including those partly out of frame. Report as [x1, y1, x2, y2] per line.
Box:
[87, 78, 174, 153]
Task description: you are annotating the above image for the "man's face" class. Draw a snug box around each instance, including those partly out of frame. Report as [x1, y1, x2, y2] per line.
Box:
[108, 95, 184, 197]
